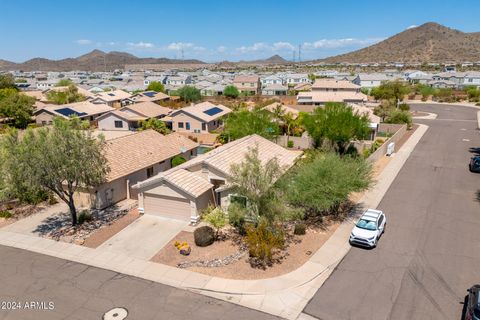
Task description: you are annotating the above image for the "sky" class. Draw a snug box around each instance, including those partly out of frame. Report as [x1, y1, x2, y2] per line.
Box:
[1, 0, 479, 63]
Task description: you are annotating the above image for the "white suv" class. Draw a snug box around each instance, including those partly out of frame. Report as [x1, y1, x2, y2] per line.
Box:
[349, 209, 386, 248]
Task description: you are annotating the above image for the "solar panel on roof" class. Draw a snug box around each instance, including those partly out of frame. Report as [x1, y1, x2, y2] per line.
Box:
[143, 91, 156, 98]
[203, 107, 223, 116]
[54, 107, 87, 117]
[107, 93, 115, 96]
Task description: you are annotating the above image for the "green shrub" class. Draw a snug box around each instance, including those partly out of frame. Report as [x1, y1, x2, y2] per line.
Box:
[293, 223, 306, 235]
[385, 110, 412, 129]
[171, 155, 187, 167]
[245, 219, 284, 266]
[398, 103, 410, 111]
[193, 226, 215, 247]
[287, 140, 294, 148]
[48, 193, 58, 205]
[0, 210, 12, 218]
[78, 210, 92, 224]
[202, 206, 227, 239]
[223, 85, 240, 98]
[362, 148, 371, 158]
[228, 202, 247, 235]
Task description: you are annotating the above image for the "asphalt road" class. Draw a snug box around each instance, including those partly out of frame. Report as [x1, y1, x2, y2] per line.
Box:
[0, 245, 278, 320]
[304, 103, 480, 320]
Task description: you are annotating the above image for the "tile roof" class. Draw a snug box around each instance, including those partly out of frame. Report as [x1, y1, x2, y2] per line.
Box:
[312, 79, 360, 90]
[35, 101, 114, 118]
[297, 91, 367, 103]
[171, 101, 232, 122]
[105, 130, 198, 181]
[163, 169, 213, 198]
[94, 90, 132, 102]
[133, 91, 170, 102]
[233, 75, 259, 83]
[121, 101, 172, 118]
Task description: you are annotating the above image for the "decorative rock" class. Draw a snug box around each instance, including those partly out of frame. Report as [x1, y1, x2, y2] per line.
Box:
[179, 246, 191, 256]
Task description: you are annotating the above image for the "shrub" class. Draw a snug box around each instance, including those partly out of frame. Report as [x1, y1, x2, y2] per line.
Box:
[194, 226, 215, 247]
[287, 140, 294, 148]
[78, 210, 92, 224]
[223, 85, 240, 98]
[202, 206, 227, 239]
[228, 202, 247, 235]
[48, 193, 58, 205]
[398, 103, 410, 111]
[0, 210, 12, 218]
[171, 155, 187, 167]
[385, 110, 412, 129]
[362, 148, 371, 158]
[245, 219, 284, 266]
[293, 223, 306, 235]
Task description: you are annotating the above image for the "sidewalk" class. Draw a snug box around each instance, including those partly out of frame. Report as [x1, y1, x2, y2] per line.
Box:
[0, 124, 428, 320]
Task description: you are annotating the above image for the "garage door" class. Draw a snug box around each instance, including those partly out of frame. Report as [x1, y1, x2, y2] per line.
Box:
[143, 193, 191, 221]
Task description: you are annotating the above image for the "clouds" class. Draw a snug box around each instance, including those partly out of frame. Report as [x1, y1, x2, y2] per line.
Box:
[75, 39, 92, 45]
[71, 36, 383, 61]
[127, 41, 154, 48]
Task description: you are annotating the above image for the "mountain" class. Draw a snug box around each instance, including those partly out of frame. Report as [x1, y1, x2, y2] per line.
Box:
[0, 50, 206, 71]
[237, 54, 290, 65]
[322, 22, 480, 64]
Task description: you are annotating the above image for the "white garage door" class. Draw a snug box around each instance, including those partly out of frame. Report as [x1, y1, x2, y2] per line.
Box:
[143, 193, 191, 221]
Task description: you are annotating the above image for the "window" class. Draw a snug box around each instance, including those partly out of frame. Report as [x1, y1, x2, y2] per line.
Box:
[201, 123, 207, 131]
[114, 120, 123, 128]
[378, 216, 384, 227]
[178, 122, 184, 129]
[190, 150, 194, 156]
[42, 120, 47, 125]
[146, 166, 154, 178]
[230, 195, 247, 208]
[186, 122, 190, 130]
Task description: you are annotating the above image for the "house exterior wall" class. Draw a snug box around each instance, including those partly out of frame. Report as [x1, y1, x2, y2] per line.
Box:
[98, 113, 131, 131]
[35, 111, 55, 125]
[171, 111, 208, 133]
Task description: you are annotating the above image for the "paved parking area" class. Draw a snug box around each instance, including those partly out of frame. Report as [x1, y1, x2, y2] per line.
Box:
[96, 215, 187, 260]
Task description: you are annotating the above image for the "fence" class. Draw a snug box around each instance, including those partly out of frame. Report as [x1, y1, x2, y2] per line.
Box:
[367, 124, 407, 163]
[276, 134, 314, 150]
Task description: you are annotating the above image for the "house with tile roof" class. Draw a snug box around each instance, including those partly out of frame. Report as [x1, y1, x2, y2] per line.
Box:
[73, 130, 199, 209]
[91, 90, 133, 108]
[233, 75, 261, 95]
[166, 101, 232, 133]
[97, 101, 172, 131]
[34, 101, 114, 126]
[134, 134, 301, 223]
[297, 79, 367, 105]
[130, 91, 170, 103]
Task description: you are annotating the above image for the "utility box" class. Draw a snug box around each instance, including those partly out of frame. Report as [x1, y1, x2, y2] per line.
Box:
[386, 142, 395, 156]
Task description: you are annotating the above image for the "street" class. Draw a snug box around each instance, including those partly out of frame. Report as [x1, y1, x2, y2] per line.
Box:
[0, 245, 278, 320]
[304, 103, 480, 320]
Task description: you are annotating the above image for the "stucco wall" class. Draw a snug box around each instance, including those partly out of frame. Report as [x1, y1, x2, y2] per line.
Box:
[367, 124, 407, 163]
[98, 113, 129, 131]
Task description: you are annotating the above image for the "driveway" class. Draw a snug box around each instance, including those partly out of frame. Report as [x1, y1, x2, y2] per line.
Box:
[96, 215, 187, 260]
[303, 103, 480, 320]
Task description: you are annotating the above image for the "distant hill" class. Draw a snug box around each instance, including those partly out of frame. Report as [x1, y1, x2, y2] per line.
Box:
[321, 22, 480, 64]
[236, 54, 290, 65]
[0, 50, 206, 71]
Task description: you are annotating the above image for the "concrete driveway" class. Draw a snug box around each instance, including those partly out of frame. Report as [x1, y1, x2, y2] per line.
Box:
[304, 103, 480, 320]
[96, 215, 187, 260]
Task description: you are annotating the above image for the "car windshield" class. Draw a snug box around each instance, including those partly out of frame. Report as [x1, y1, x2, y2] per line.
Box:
[356, 219, 377, 231]
[474, 307, 480, 318]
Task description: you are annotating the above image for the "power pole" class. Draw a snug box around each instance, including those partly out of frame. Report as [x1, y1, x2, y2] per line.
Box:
[298, 44, 302, 62]
[292, 50, 296, 63]
[181, 48, 184, 61]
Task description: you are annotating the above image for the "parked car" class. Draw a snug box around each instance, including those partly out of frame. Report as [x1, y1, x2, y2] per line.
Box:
[470, 156, 480, 173]
[349, 209, 386, 248]
[466, 285, 480, 320]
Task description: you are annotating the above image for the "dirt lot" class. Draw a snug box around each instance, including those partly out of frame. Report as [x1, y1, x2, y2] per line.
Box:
[151, 220, 339, 280]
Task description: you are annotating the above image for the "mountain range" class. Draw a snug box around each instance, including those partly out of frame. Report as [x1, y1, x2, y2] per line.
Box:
[321, 22, 480, 64]
[1, 22, 480, 71]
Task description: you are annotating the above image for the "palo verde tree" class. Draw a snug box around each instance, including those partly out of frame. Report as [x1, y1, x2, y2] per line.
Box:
[370, 80, 411, 102]
[223, 85, 240, 98]
[175, 85, 201, 103]
[0, 117, 109, 225]
[0, 90, 35, 129]
[47, 84, 86, 104]
[222, 107, 279, 142]
[146, 81, 165, 93]
[302, 102, 370, 155]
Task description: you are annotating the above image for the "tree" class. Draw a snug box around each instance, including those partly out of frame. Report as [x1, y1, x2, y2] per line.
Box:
[222, 108, 279, 142]
[202, 205, 227, 239]
[55, 79, 74, 87]
[302, 103, 370, 155]
[223, 85, 240, 98]
[138, 118, 170, 135]
[0, 74, 16, 90]
[146, 81, 165, 93]
[280, 152, 372, 216]
[370, 80, 411, 102]
[0, 92, 35, 128]
[171, 155, 187, 167]
[229, 146, 290, 224]
[0, 117, 109, 225]
[46, 84, 86, 104]
[175, 86, 201, 103]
